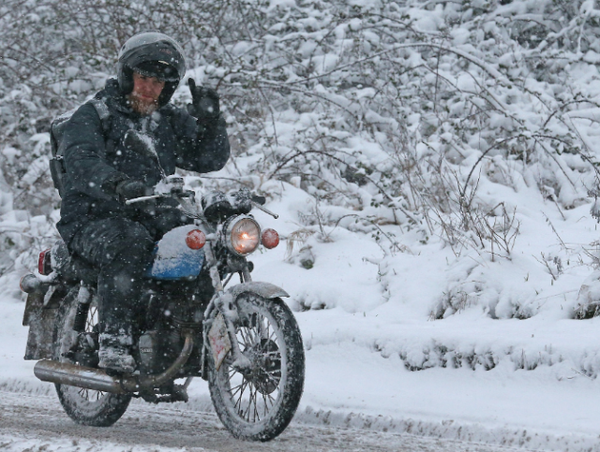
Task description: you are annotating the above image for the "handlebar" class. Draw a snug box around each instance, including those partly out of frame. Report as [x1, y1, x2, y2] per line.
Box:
[124, 182, 279, 220]
[124, 194, 163, 205]
[251, 201, 279, 219]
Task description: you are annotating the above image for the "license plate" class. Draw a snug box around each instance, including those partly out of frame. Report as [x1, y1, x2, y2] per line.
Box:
[208, 313, 232, 371]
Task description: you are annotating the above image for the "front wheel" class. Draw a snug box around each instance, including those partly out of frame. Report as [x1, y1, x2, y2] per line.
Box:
[53, 287, 132, 427]
[207, 293, 305, 441]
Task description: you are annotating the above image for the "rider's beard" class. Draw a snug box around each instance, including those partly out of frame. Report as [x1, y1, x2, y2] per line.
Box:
[128, 92, 160, 116]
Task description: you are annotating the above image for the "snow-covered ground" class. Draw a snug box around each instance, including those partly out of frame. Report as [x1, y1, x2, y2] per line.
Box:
[4, 1, 600, 450]
[3, 179, 600, 451]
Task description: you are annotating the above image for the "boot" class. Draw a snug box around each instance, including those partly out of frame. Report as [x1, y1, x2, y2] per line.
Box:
[95, 247, 151, 374]
[98, 328, 136, 374]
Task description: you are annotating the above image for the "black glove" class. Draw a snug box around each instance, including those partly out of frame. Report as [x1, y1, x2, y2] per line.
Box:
[187, 78, 220, 124]
[115, 179, 150, 203]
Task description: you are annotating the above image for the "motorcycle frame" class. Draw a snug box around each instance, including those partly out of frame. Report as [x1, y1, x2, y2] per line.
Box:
[31, 185, 289, 396]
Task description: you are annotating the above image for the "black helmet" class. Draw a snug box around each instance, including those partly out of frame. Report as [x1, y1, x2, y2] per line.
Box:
[117, 32, 186, 107]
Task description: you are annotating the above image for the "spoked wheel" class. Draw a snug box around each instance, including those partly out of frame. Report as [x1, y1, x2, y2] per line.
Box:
[53, 288, 131, 426]
[207, 293, 305, 441]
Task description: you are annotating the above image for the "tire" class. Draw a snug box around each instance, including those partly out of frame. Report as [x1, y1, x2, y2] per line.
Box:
[207, 293, 305, 441]
[53, 287, 132, 427]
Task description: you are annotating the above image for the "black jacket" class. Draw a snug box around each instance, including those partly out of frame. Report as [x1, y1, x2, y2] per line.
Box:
[57, 79, 230, 246]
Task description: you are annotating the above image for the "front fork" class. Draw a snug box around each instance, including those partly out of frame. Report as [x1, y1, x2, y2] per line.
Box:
[201, 244, 251, 377]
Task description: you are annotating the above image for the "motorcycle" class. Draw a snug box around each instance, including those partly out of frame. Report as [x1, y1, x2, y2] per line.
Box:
[20, 174, 305, 441]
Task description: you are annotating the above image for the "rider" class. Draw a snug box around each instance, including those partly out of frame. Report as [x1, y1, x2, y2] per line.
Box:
[56, 32, 230, 373]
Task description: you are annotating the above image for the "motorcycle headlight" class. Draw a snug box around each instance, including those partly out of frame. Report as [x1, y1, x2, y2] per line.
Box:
[225, 215, 261, 256]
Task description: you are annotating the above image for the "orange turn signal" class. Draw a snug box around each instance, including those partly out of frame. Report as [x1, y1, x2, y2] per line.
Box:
[261, 228, 279, 249]
[186, 229, 206, 250]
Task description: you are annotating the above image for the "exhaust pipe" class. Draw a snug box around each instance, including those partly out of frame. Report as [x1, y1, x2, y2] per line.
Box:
[34, 332, 195, 393]
[34, 359, 128, 393]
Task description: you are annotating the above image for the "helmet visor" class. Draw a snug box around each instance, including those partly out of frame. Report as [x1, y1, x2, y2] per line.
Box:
[134, 60, 180, 82]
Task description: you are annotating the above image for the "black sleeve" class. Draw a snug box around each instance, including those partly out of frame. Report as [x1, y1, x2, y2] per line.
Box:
[166, 106, 231, 174]
[60, 103, 126, 200]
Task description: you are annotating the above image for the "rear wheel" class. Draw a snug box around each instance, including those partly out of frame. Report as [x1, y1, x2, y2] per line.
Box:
[53, 288, 131, 426]
[207, 293, 305, 441]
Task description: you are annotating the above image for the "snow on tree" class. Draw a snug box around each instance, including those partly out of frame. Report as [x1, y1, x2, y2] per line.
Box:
[3, 0, 600, 329]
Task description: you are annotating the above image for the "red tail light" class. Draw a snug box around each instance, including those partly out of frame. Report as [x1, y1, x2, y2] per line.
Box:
[261, 228, 279, 249]
[186, 229, 206, 250]
[38, 249, 52, 275]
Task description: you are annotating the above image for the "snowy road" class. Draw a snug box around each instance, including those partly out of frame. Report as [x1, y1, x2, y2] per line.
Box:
[0, 388, 537, 452]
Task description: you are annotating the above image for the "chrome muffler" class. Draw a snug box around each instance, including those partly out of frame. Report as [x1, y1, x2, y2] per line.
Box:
[34, 332, 194, 393]
[34, 359, 129, 393]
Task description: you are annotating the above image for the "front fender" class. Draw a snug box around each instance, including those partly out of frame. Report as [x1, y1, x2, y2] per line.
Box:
[225, 281, 289, 300]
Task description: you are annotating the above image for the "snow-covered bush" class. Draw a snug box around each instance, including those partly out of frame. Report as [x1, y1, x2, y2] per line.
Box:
[3, 0, 600, 322]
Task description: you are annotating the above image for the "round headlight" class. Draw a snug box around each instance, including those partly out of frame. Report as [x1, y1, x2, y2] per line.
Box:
[225, 216, 261, 256]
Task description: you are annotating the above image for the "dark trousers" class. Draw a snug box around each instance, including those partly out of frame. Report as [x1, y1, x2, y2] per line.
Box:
[70, 217, 155, 337]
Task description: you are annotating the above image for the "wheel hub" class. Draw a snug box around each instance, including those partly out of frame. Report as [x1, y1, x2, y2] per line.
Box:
[239, 339, 281, 395]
